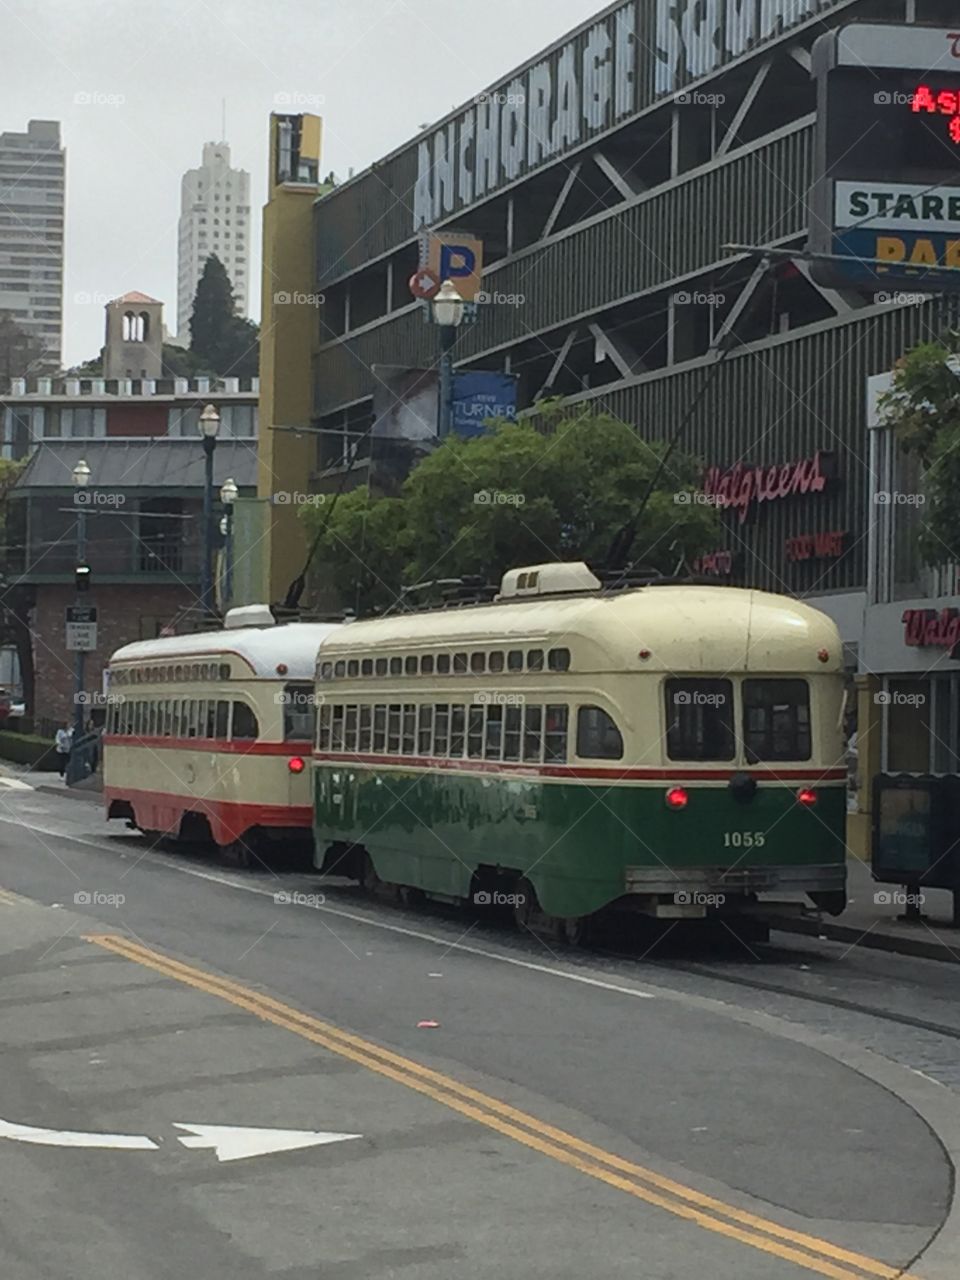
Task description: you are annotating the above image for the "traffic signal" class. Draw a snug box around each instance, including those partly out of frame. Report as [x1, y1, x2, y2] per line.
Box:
[75, 563, 91, 593]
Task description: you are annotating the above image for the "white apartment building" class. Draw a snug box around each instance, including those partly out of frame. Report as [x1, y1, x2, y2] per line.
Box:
[0, 120, 65, 364]
[176, 141, 250, 338]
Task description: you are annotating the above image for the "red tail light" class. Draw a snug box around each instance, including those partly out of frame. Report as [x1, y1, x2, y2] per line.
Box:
[797, 788, 817, 805]
[665, 787, 688, 809]
[288, 756, 305, 774]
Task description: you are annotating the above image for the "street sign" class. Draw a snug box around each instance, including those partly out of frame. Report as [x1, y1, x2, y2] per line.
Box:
[810, 24, 960, 291]
[425, 231, 484, 301]
[65, 605, 98, 653]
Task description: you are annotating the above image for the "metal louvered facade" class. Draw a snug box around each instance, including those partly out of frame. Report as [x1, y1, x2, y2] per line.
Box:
[310, 0, 947, 603]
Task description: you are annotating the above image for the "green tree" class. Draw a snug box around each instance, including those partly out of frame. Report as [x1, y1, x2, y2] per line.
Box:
[189, 255, 259, 378]
[878, 333, 960, 563]
[301, 404, 719, 615]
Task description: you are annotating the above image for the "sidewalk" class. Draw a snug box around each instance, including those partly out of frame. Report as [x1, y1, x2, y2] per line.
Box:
[776, 856, 960, 965]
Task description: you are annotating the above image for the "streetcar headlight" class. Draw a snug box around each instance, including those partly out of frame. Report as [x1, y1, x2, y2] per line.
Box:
[797, 788, 817, 805]
[288, 756, 305, 774]
[665, 787, 688, 809]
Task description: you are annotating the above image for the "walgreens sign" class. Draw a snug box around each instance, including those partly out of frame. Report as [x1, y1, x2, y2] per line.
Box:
[702, 451, 835, 524]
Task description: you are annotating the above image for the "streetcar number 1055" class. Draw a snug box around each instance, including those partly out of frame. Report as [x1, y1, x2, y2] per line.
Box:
[723, 831, 766, 848]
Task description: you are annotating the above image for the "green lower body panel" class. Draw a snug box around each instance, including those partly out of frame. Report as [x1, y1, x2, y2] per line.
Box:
[312, 764, 846, 919]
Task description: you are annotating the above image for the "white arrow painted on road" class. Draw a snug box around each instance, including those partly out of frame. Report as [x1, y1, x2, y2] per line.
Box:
[173, 1123, 362, 1163]
[0, 1117, 158, 1150]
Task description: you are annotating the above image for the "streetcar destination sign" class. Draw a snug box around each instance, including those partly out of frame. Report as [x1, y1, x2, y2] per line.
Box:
[810, 24, 960, 291]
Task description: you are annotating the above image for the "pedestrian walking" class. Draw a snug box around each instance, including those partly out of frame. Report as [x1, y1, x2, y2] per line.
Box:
[55, 724, 73, 778]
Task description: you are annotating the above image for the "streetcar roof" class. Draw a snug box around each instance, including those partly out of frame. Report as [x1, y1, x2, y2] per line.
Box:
[313, 586, 842, 674]
[109, 622, 341, 678]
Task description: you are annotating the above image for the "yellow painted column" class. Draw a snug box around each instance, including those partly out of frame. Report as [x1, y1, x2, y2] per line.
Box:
[847, 673, 881, 862]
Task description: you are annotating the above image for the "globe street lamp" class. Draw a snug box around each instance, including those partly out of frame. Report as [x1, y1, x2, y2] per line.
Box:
[219, 476, 238, 606]
[198, 404, 221, 614]
[432, 280, 466, 438]
[69, 458, 92, 780]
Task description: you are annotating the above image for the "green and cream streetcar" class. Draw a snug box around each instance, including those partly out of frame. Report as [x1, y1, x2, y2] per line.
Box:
[311, 562, 847, 938]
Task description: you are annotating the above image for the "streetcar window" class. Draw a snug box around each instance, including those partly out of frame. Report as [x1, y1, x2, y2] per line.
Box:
[220, 664, 231, 681]
[523, 706, 543, 762]
[436, 654, 450, 674]
[361, 659, 373, 676]
[434, 705, 449, 755]
[216, 700, 229, 739]
[390, 657, 403, 676]
[489, 651, 504, 673]
[334, 661, 346, 678]
[330, 705, 344, 751]
[544, 705, 568, 762]
[317, 704, 332, 751]
[485, 705, 503, 759]
[743, 679, 811, 762]
[507, 650, 523, 671]
[664, 679, 734, 761]
[527, 649, 544, 672]
[548, 648, 571, 672]
[576, 707, 623, 760]
[450, 705, 466, 757]
[418, 705, 433, 754]
[232, 701, 259, 741]
[470, 652, 486, 674]
[187, 701, 199, 739]
[347, 660, 359, 678]
[504, 705, 522, 761]
[453, 652, 468, 674]
[421, 655, 434, 675]
[320, 662, 333, 681]
[405, 656, 418, 676]
[373, 705, 386, 752]
[467, 706, 484, 757]
[147, 702, 157, 736]
[387, 705, 401, 753]
[359, 705, 372, 752]
[345, 706, 358, 753]
[375, 659, 387, 676]
[175, 665, 183, 681]
[402, 704, 416, 754]
[206, 702, 218, 739]
[283, 683, 315, 741]
[171, 700, 181, 737]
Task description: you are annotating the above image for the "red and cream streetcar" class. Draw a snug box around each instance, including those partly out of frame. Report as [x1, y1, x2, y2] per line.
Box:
[103, 606, 339, 863]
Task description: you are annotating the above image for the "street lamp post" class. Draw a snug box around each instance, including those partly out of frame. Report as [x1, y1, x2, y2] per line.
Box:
[198, 404, 221, 615]
[219, 476, 238, 607]
[432, 280, 466, 438]
[70, 459, 91, 778]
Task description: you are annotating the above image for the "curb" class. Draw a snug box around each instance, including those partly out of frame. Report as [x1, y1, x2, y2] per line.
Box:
[774, 913, 960, 965]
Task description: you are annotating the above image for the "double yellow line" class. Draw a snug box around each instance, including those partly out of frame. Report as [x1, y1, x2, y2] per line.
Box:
[86, 933, 920, 1280]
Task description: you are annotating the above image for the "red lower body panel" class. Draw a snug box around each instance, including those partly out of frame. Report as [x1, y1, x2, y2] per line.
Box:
[104, 786, 312, 846]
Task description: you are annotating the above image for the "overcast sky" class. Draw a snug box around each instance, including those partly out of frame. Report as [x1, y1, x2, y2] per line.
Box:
[3, 0, 605, 366]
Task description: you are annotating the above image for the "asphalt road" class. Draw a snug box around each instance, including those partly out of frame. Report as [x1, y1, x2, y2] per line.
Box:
[0, 779, 957, 1280]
